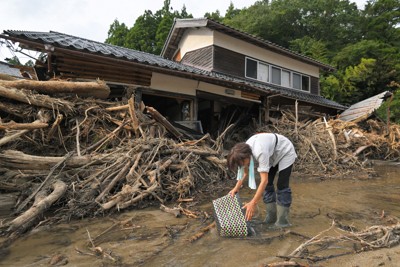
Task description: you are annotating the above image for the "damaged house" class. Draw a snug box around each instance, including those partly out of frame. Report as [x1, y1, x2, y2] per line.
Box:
[0, 18, 345, 136]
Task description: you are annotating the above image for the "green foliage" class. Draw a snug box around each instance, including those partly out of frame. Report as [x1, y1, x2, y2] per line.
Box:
[289, 37, 329, 64]
[106, 0, 192, 55]
[321, 58, 376, 105]
[331, 40, 400, 102]
[5, 56, 21, 65]
[375, 88, 400, 123]
[362, 0, 400, 46]
[204, 10, 222, 22]
[105, 19, 129, 47]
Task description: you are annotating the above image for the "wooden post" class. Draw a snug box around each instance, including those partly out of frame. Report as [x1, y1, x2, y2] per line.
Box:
[261, 96, 270, 125]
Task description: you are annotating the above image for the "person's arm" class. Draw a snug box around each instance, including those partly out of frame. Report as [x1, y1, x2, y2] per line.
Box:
[242, 171, 268, 221]
[229, 166, 248, 197]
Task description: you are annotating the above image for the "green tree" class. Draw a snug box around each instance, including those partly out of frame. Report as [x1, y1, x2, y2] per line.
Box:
[331, 40, 400, 99]
[105, 19, 129, 47]
[362, 0, 400, 46]
[222, 2, 241, 24]
[376, 87, 400, 123]
[204, 10, 223, 22]
[289, 36, 329, 64]
[123, 10, 159, 53]
[321, 58, 376, 105]
[107, 0, 192, 55]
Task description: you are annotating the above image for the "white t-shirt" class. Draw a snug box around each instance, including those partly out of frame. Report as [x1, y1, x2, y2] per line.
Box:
[246, 133, 297, 173]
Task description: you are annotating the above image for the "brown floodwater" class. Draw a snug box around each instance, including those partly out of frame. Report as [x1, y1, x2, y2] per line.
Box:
[0, 163, 399, 267]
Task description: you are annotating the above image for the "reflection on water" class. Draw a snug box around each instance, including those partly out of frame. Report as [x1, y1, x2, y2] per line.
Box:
[0, 164, 399, 267]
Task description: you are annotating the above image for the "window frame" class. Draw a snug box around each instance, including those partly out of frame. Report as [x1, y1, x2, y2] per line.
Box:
[245, 56, 311, 92]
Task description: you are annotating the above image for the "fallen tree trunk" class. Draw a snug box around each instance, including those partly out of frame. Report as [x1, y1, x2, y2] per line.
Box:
[0, 150, 107, 170]
[0, 79, 110, 99]
[147, 106, 183, 139]
[0, 85, 75, 113]
[5, 180, 67, 233]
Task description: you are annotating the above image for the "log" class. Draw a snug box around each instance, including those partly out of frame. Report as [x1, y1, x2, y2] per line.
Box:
[95, 159, 131, 202]
[6, 180, 67, 233]
[0, 150, 106, 170]
[0, 85, 75, 113]
[0, 79, 110, 99]
[0, 112, 49, 147]
[188, 222, 216, 242]
[100, 183, 141, 210]
[148, 154, 178, 184]
[0, 121, 48, 130]
[146, 106, 183, 139]
[105, 104, 129, 111]
[128, 97, 139, 136]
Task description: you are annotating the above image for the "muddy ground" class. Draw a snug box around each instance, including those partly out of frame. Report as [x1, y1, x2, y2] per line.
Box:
[0, 162, 399, 267]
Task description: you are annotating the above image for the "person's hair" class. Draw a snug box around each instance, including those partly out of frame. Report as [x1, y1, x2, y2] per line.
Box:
[227, 142, 252, 171]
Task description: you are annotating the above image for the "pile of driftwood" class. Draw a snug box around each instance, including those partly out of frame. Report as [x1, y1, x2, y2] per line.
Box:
[1, 76, 399, 244]
[0, 78, 227, 241]
[259, 111, 400, 178]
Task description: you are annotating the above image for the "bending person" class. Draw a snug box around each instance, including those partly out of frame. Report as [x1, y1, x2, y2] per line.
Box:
[227, 133, 297, 227]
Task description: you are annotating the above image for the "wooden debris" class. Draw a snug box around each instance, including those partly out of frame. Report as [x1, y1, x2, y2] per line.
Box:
[3, 180, 67, 233]
[277, 219, 400, 263]
[188, 221, 216, 242]
[0, 79, 110, 99]
[0, 85, 75, 113]
[160, 204, 181, 217]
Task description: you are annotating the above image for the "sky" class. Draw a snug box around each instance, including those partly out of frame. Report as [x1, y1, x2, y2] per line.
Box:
[0, 0, 368, 63]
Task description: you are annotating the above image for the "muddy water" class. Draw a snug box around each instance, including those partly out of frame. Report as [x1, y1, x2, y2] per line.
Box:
[1, 163, 399, 267]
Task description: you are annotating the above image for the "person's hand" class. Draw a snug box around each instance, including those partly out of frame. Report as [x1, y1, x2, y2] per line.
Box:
[242, 201, 256, 221]
[229, 188, 238, 197]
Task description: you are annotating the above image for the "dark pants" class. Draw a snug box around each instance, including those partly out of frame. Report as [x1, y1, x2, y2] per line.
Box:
[262, 164, 293, 207]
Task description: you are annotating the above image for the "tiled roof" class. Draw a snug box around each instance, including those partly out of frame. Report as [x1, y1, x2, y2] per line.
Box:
[2, 30, 345, 110]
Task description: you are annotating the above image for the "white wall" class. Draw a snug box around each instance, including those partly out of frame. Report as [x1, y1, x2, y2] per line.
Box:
[178, 28, 214, 58]
[150, 72, 260, 103]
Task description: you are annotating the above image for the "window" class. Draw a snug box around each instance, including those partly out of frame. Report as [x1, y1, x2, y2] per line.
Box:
[302, 76, 310, 91]
[282, 70, 290, 87]
[258, 62, 269, 82]
[246, 58, 257, 79]
[271, 67, 281, 85]
[293, 73, 301, 89]
[245, 57, 311, 92]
